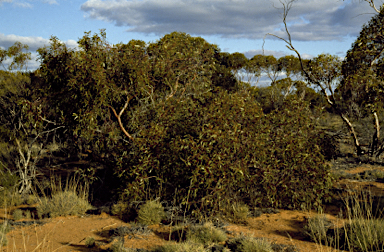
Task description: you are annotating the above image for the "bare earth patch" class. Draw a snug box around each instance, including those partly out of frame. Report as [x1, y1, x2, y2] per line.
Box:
[0, 209, 340, 251]
[1, 164, 384, 252]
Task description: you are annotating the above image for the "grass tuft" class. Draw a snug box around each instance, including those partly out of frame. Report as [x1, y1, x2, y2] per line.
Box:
[12, 209, 23, 221]
[37, 191, 92, 218]
[186, 222, 227, 246]
[303, 214, 334, 245]
[137, 200, 165, 225]
[85, 236, 96, 248]
[227, 236, 273, 252]
[152, 241, 209, 252]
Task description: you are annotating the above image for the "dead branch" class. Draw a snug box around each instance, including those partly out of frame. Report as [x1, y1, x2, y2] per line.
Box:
[267, 0, 364, 155]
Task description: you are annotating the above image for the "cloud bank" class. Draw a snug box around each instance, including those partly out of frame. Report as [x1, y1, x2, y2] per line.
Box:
[81, 0, 381, 41]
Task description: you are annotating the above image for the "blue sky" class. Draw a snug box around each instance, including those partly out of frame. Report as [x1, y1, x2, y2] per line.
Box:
[0, 0, 383, 70]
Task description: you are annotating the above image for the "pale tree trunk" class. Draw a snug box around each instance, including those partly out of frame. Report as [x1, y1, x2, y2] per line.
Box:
[340, 114, 363, 155]
[371, 112, 380, 156]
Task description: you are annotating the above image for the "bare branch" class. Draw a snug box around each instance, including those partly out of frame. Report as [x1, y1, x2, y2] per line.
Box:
[364, 0, 381, 13]
[267, 0, 364, 155]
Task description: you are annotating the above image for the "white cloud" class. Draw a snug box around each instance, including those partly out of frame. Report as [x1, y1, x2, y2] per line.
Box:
[0, 33, 78, 51]
[80, 0, 381, 42]
[42, 0, 58, 4]
[243, 49, 288, 59]
[0, 34, 51, 51]
[0, 34, 79, 70]
[0, 0, 58, 8]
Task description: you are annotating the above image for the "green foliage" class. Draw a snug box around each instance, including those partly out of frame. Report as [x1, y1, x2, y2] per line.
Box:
[17, 30, 332, 215]
[0, 42, 31, 71]
[186, 222, 227, 246]
[120, 90, 331, 213]
[341, 8, 384, 111]
[37, 191, 92, 218]
[137, 200, 165, 225]
[317, 131, 340, 160]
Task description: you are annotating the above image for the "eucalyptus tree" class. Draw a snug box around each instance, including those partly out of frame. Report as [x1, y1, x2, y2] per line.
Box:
[0, 42, 59, 194]
[267, 0, 384, 156]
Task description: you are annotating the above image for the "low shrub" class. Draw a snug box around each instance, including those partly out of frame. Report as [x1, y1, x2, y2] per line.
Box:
[109, 223, 151, 237]
[111, 201, 137, 222]
[36, 191, 92, 218]
[137, 200, 165, 225]
[24, 210, 31, 219]
[12, 209, 23, 221]
[85, 236, 95, 248]
[0, 188, 23, 208]
[152, 241, 209, 252]
[108, 240, 126, 252]
[227, 236, 273, 252]
[224, 202, 250, 224]
[186, 222, 227, 246]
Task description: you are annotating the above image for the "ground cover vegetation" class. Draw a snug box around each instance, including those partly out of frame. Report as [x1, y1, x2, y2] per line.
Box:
[1, 0, 384, 250]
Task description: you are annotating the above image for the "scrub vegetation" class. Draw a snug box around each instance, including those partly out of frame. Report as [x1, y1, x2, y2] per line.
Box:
[1, 0, 384, 251]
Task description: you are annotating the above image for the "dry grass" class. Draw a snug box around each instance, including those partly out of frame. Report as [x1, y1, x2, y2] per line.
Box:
[305, 189, 384, 252]
[36, 176, 92, 218]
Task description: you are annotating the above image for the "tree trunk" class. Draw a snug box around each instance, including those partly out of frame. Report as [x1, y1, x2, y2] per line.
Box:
[340, 114, 363, 155]
[371, 112, 380, 156]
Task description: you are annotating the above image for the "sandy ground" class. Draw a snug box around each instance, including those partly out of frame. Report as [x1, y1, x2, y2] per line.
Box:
[1, 165, 383, 252]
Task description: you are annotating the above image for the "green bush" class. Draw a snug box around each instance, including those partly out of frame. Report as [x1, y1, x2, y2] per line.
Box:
[121, 92, 332, 212]
[186, 222, 227, 246]
[137, 200, 165, 225]
[37, 191, 92, 218]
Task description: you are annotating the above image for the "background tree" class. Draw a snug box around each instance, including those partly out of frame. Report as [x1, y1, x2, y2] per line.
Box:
[267, 0, 384, 157]
[0, 42, 31, 71]
[339, 7, 384, 156]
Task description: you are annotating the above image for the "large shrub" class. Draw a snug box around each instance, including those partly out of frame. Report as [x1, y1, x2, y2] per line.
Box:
[119, 90, 332, 212]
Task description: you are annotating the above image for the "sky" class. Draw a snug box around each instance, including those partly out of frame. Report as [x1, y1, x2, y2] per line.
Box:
[1, 0, 383, 70]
